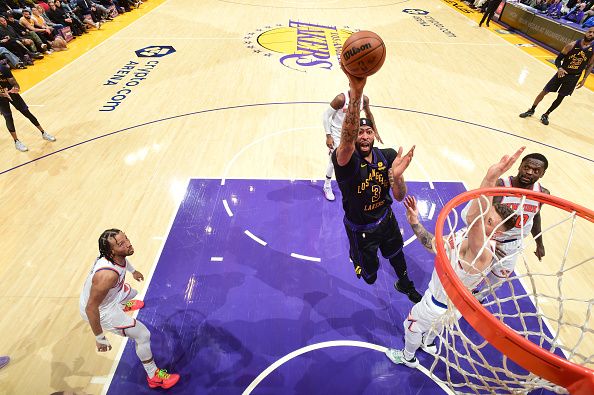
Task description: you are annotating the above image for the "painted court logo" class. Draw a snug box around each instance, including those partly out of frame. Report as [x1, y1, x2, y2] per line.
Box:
[244, 21, 355, 72]
[135, 45, 176, 58]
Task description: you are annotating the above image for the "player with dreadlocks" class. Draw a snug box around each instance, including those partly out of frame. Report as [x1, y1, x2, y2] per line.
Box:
[79, 229, 180, 389]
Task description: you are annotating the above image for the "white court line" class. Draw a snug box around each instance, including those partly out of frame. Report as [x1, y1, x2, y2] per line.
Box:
[290, 253, 321, 262]
[416, 162, 435, 190]
[242, 340, 454, 395]
[210, 256, 223, 262]
[222, 199, 233, 217]
[90, 376, 108, 384]
[244, 230, 267, 246]
[428, 202, 436, 220]
[100, 176, 189, 395]
[220, 126, 317, 185]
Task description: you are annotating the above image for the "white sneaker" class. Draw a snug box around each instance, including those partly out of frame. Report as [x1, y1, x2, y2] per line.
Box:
[95, 22, 101, 29]
[385, 348, 419, 368]
[15, 140, 28, 152]
[323, 185, 335, 201]
[42, 132, 56, 142]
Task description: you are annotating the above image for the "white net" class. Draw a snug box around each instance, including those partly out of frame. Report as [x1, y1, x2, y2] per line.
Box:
[428, 190, 594, 395]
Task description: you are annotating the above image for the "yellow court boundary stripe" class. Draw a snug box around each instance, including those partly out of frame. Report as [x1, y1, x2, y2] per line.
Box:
[15, 0, 166, 92]
[437, 0, 594, 90]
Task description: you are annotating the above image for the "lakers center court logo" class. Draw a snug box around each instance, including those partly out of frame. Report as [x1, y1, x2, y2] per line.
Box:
[244, 21, 355, 72]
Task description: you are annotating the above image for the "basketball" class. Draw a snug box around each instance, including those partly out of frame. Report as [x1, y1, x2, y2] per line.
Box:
[341, 31, 386, 77]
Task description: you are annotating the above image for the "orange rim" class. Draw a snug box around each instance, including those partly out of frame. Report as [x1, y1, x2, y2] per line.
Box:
[434, 187, 594, 394]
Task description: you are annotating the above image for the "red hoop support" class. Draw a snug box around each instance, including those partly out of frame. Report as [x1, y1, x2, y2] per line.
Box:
[434, 187, 594, 395]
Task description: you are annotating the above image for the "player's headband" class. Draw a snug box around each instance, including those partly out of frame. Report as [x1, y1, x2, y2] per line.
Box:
[360, 118, 373, 128]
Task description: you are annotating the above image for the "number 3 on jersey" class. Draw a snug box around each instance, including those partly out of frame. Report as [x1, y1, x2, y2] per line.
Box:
[371, 185, 380, 202]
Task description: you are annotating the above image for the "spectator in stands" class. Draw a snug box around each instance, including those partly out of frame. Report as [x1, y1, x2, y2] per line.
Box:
[35, 4, 63, 30]
[76, 0, 110, 24]
[31, 6, 68, 51]
[57, 0, 88, 33]
[532, 0, 549, 12]
[564, 1, 587, 22]
[0, 15, 43, 63]
[47, 0, 83, 36]
[6, 11, 49, 54]
[0, 46, 25, 68]
[544, 0, 563, 18]
[19, 9, 56, 50]
[581, 4, 594, 24]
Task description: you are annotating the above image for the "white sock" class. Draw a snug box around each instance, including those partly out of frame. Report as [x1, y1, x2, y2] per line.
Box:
[324, 177, 331, 188]
[325, 158, 334, 181]
[143, 360, 158, 377]
[403, 349, 416, 361]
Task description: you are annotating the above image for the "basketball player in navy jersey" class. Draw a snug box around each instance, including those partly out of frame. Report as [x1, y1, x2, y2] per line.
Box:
[0, 64, 56, 152]
[519, 27, 594, 125]
[322, 91, 382, 201]
[332, 65, 421, 303]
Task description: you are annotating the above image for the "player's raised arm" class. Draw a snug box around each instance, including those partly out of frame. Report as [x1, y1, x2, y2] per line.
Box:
[362, 95, 382, 144]
[389, 146, 415, 201]
[335, 66, 366, 167]
[466, 147, 525, 256]
[403, 195, 436, 253]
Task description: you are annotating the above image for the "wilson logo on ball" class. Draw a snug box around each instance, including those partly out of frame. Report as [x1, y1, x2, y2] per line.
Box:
[342, 43, 372, 61]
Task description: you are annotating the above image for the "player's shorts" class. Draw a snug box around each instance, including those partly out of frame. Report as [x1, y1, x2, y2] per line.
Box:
[405, 290, 449, 335]
[0, 93, 28, 115]
[80, 284, 138, 336]
[343, 209, 404, 283]
[544, 73, 580, 96]
[490, 238, 523, 278]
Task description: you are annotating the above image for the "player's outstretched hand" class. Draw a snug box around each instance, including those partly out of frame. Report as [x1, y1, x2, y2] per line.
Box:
[403, 195, 419, 225]
[340, 61, 367, 92]
[486, 147, 525, 181]
[391, 145, 415, 179]
[133, 270, 144, 282]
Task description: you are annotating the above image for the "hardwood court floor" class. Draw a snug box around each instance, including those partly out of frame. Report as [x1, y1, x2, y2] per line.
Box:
[0, 0, 592, 394]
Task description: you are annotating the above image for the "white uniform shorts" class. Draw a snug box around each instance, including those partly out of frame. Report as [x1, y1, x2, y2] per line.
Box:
[80, 283, 137, 335]
[406, 290, 448, 335]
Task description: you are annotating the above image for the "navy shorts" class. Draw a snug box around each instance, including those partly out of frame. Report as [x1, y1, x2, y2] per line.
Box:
[344, 209, 404, 282]
[544, 73, 580, 96]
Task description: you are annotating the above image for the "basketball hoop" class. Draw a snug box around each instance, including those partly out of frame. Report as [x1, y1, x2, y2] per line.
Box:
[433, 187, 594, 395]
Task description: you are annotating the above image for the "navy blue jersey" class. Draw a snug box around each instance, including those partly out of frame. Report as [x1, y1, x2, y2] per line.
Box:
[332, 147, 397, 225]
[562, 39, 594, 75]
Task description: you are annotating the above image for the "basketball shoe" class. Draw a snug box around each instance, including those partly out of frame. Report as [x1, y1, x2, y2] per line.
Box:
[123, 299, 144, 312]
[385, 348, 419, 368]
[147, 369, 180, 389]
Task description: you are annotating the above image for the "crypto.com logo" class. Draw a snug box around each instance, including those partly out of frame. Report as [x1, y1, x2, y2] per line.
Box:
[135, 45, 176, 58]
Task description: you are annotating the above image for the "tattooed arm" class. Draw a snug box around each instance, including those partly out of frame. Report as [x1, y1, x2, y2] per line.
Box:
[335, 67, 367, 167]
[403, 195, 436, 253]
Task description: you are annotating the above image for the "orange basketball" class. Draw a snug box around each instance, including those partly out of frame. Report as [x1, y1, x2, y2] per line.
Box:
[341, 31, 386, 77]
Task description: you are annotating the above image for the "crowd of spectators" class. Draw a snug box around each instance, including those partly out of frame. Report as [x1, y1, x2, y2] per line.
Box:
[519, 0, 594, 27]
[0, 0, 143, 70]
[464, 0, 594, 28]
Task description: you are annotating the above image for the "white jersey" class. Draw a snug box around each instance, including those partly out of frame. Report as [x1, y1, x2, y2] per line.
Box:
[429, 228, 492, 305]
[329, 91, 365, 132]
[496, 177, 542, 241]
[79, 257, 130, 317]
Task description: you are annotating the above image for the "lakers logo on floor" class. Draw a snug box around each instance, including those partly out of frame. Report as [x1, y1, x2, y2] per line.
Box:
[244, 21, 354, 72]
